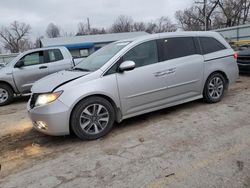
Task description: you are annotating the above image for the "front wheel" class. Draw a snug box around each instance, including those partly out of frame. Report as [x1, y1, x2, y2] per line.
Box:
[203, 73, 227, 103]
[71, 96, 115, 140]
[0, 84, 14, 106]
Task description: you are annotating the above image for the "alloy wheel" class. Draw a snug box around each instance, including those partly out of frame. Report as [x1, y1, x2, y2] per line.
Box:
[208, 76, 224, 100]
[79, 104, 109, 135]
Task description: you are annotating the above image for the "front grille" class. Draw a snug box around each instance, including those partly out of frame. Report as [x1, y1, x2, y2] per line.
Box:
[30, 94, 39, 109]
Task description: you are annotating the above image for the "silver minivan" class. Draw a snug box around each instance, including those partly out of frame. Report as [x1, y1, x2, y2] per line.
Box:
[28, 32, 239, 140]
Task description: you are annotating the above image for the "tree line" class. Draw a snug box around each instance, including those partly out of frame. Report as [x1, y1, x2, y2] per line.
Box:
[176, 0, 250, 31]
[0, 15, 177, 53]
[0, 0, 250, 53]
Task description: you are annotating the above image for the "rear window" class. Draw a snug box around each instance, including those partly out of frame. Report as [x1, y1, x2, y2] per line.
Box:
[157, 37, 197, 61]
[199, 37, 226, 54]
[47, 49, 63, 62]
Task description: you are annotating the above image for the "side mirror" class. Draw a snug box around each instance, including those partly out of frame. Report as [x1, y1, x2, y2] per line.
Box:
[14, 60, 24, 68]
[119, 61, 136, 72]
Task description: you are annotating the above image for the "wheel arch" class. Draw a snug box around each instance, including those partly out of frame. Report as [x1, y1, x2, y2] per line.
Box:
[69, 93, 122, 135]
[204, 70, 229, 90]
[0, 81, 16, 94]
[213, 70, 229, 84]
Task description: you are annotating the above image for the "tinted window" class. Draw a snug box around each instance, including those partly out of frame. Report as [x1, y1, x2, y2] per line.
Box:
[158, 37, 196, 61]
[22, 52, 44, 66]
[123, 40, 158, 68]
[47, 49, 63, 62]
[199, 37, 226, 54]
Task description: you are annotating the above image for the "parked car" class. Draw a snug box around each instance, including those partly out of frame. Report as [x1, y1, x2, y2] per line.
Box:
[0, 47, 75, 106]
[28, 31, 239, 140]
[236, 48, 250, 73]
[238, 44, 250, 51]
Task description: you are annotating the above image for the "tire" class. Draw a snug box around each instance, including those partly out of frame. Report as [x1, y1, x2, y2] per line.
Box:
[0, 83, 14, 106]
[71, 96, 115, 140]
[203, 72, 227, 103]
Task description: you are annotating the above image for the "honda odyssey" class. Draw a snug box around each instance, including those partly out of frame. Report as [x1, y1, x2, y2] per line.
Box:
[28, 32, 239, 140]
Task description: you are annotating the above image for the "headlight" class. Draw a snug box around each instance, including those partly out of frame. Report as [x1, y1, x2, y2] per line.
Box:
[35, 91, 63, 107]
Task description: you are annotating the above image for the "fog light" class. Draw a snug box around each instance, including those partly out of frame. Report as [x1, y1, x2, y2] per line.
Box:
[35, 121, 48, 130]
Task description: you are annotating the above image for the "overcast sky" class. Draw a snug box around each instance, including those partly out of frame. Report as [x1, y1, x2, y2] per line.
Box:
[0, 0, 193, 39]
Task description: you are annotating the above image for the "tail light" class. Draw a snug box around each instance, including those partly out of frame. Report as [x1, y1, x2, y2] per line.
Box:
[233, 53, 238, 59]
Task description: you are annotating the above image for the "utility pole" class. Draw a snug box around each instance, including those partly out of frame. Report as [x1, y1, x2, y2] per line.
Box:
[195, 0, 207, 31]
[87, 17, 90, 33]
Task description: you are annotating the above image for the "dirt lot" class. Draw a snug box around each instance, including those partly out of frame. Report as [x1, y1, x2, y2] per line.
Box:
[0, 75, 250, 188]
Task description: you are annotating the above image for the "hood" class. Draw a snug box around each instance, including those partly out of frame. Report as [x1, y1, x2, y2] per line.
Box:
[238, 48, 250, 56]
[31, 70, 89, 93]
[0, 66, 12, 75]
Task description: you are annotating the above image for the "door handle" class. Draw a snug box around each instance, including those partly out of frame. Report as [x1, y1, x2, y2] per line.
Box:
[154, 72, 168, 77]
[154, 68, 176, 77]
[39, 66, 48, 69]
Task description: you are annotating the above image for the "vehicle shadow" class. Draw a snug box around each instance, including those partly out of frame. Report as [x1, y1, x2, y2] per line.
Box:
[239, 73, 250, 77]
[12, 95, 30, 104]
[115, 99, 204, 131]
[1, 99, 205, 156]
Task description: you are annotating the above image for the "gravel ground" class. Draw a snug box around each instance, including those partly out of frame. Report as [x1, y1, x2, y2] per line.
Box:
[0, 75, 250, 188]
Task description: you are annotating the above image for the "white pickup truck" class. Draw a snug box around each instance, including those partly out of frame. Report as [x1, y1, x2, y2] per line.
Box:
[0, 46, 82, 105]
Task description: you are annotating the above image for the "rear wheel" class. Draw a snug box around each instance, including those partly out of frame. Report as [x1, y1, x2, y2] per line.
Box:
[203, 73, 227, 103]
[71, 96, 115, 140]
[0, 84, 14, 106]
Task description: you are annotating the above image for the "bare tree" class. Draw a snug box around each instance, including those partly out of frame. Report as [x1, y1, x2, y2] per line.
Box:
[144, 22, 157, 33]
[62, 31, 75, 37]
[34, 36, 44, 48]
[144, 17, 177, 33]
[217, 0, 250, 27]
[176, 0, 250, 31]
[175, 7, 204, 31]
[77, 22, 89, 35]
[175, 1, 219, 31]
[110, 15, 176, 34]
[133, 22, 146, 31]
[110, 15, 134, 33]
[153, 17, 177, 33]
[89, 28, 106, 34]
[46, 23, 61, 38]
[77, 22, 106, 35]
[0, 21, 31, 53]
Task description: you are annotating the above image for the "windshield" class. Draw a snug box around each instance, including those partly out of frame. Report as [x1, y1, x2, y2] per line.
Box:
[73, 41, 130, 72]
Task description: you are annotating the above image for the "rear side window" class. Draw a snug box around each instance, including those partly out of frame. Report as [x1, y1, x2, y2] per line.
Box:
[47, 49, 63, 62]
[199, 37, 226, 54]
[157, 37, 197, 61]
[123, 40, 158, 68]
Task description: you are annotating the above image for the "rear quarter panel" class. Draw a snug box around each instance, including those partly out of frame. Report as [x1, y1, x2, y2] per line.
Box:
[203, 49, 239, 85]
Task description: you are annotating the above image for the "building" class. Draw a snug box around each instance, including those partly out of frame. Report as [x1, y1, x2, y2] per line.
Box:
[0, 53, 19, 65]
[40, 32, 149, 58]
[215, 24, 250, 41]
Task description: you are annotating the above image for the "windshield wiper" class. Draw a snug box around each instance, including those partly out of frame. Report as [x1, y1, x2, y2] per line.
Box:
[71, 67, 91, 72]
